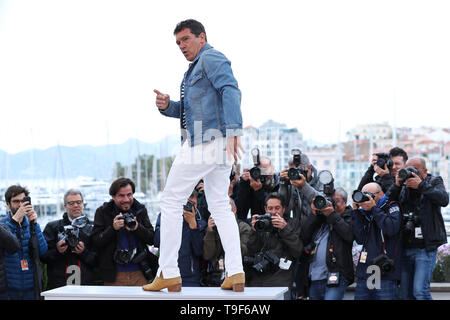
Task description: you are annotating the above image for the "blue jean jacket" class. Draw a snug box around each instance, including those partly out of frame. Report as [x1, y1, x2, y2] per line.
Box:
[160, 43, 243, 146]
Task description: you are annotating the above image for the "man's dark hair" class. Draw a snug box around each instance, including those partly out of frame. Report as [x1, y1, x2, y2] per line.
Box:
[5, 185, 30, 205]
[109, 178, 136, 196]
[264, 193, 286, 208]
[173, 19, 207, 41]
[389, 147, 408, 163]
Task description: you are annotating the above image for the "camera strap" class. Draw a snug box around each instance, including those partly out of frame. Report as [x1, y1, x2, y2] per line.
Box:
[380, 231, 387, 255]
[357, 215, 374, 265]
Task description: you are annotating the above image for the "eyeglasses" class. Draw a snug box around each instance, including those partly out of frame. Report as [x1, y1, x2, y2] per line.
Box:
[67, 200, 83, 206]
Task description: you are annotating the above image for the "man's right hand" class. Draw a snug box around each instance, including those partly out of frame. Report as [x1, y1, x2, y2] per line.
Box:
[113, 213, 125, 231]
[56, 239, 68, 254]
[12, 203, 30, 224]
[154, 89, 170, 110]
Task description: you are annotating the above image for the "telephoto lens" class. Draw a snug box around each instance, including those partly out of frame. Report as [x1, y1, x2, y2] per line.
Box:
[398, 166, 419, 181]
[352, 190, 374, 203]
[313, 195, 328, 210]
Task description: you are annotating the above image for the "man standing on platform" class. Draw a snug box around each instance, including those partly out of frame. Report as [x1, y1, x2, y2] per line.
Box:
[143, 19, 245, 292]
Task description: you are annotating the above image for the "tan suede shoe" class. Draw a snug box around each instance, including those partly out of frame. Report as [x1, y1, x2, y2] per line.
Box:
[142, 272, 182, 292]
[220, 272, 245, 292]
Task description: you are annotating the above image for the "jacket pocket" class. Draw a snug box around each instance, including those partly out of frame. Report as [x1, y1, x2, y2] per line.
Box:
[188, 72, 204, 86]
[187, 72, 206, 101]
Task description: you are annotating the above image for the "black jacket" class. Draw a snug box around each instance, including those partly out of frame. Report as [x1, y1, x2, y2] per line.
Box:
[246, 215, 303, 287]
[301, 206, 355, 284]
[353, 199, 402, 281]
[235, 176, 279, 221]
[0, 223, 21, 293]
[387, 174, 449, 251]
[358, 165, 395, 193]
[92, 199, 154, 283]
[41, 213, 97, 290]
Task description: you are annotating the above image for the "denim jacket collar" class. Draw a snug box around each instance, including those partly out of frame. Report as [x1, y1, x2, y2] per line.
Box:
[190, 43, 212, 65]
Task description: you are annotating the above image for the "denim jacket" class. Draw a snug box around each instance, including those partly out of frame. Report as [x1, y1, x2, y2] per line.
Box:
[160, 43, 243, 146]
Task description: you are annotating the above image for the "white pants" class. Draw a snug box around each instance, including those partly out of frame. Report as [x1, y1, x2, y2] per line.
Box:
[157, 137, 243, 279]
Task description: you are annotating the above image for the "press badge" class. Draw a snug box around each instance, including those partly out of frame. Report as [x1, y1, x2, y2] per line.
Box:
[279, 258, 292, 270]
[415, 227, 423, 239]
[359, 251, 368, 264]
[20, 259, 29, 271]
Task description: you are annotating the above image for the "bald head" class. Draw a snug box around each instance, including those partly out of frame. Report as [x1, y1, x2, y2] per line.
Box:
[362, 182, 384, 204]
[362, 182, 382, 194]
[405, 157, 427, 179]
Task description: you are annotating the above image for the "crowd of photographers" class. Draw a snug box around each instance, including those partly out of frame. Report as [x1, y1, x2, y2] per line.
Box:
[0, 146, 448, 300]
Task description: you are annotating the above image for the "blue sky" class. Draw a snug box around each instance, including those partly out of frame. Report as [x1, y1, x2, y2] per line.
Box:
[0, 0, 449, 154]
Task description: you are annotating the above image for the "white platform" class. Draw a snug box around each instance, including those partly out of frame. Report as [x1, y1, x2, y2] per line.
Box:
[41, 285, 288, 300]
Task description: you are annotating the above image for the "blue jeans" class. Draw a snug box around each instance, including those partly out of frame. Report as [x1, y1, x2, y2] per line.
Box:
[400, 247, 437, 300]
[309, 277, 348, 300]
[355, 279, 398, 300]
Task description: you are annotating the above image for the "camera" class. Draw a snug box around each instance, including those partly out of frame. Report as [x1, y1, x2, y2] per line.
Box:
[313, 195, 336, 210]
[229, 169, 236, 182]
[21, 196, 31, 204]
[352, 190, 375, 203]
[402, 211, 421, 234]
[113, 248, 134, 265]
[61, 226, 80, 250]
[183, 199, 195, 212]
[375, 152, 393, 170]
[254, 213, 273, 232]
[119, 212, 137, 229]
[58, 215, 88, 251]
[249, 148, 262, 181]
[372, 253, 395, 275]
[287, 149, 308, 181]
[318, 170, 335, 196]
[398, 166, 419, 182]
[243, 251, 280, 273]
[131, 249, 155, 280]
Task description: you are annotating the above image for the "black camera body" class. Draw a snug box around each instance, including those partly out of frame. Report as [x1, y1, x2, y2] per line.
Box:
[352, 190, 375, 203]
[375, 152, 393, 170]
[21, 196, 32, 204]
[402, 211, 421, 234]
[113, 248, 134, 265]
[132, 249, 155, 280]
[398, 166, 419, 182]
[254, 213, 273, 232]
[288, 149, 308, 181]
[244, 251, 280, 273]
[229, 169, 236, 182]
[119, 212, 137, 229]
[372, 253, 395, 275]
[58, 215, 88, 251]
[313, 195, 336, 210]
[183, 200, 195, 212]
[250, 148, 263, 181]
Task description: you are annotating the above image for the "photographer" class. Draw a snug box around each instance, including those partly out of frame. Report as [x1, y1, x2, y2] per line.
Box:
[41, 189, 97, 289]
[151, 190, 207, 287]
[279, 151, 322, 299]
[358, 147, 408, 193]
[0, 185, 47, 300]
[245, 193, 302, 291]
[235, 155, 279, 222]
[301, 187, 354, 300]
[388, 157, 448, 300]
[352, 182, 402, 300]
[202, 197, 251, 287]
[92, 178, 155, 286]
[0, 222, 20, 300]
